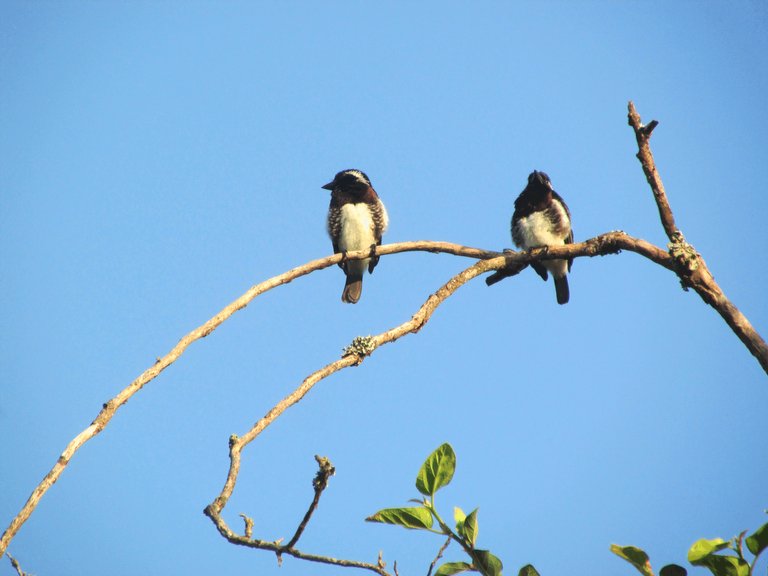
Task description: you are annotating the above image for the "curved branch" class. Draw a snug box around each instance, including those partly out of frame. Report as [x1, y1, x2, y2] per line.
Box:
[204, 256, 504, 572]
[205, 256, 504, 516]
[2, 229, 680, 557]
[200, 232, 677, 568]
[0, 241, 494, 556]
[2, 222, 764, 555]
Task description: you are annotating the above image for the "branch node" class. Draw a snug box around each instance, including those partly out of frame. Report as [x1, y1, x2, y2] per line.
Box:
[239, 513, 254, 539]
[590, 231, 624, 256]
[341, 335, 376, 359]
[639, 119, 659, 136]
[484, 250, 527, 286]
[378, 550, 387, 568]
[7, 553, 26, 576]
[667, 231, 701, 290]
[312, 455, 336, 490]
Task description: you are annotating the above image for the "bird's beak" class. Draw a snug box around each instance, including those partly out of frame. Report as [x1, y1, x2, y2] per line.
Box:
[321, 181, 334, 190]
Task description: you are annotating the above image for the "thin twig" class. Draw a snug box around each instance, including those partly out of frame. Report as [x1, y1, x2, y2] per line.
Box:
[283, 456, 336, 550]
[427, 537, 452, 576]
[204, 507, 394, 576]
[7, 553, 27, 576]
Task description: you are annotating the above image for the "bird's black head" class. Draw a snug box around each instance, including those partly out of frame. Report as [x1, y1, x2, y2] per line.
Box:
[527, 170, 553, 190]
[322, 169, 372, 193]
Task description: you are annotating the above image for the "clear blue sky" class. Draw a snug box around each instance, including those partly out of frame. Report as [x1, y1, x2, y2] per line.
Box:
[1, 2, 766, 575]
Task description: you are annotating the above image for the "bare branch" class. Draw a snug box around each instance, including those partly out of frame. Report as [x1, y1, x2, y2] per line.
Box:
[486, 231, 673, 286]
[283, 456, 336, 550]
[203, 506, 394, 576]
[239, 513, 254, 539]
[0, 230, 701, 556]
[203, 257, 513, 572]
[6, 553, 29, 576]
[427, 537, 452, 576]
[628, 102, 768, 375]
[205, 256, 505, 521]
[628, 101, 678, 241]
[0, 241, 492, 556]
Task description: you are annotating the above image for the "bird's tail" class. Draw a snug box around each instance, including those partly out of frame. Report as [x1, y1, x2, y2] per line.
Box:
[342, 275, 363, 304]
[554, 276, 569, 305]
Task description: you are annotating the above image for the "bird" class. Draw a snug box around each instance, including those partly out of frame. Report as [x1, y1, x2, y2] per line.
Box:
[323, 169, 389, 304]
[511, 170, 573, 305]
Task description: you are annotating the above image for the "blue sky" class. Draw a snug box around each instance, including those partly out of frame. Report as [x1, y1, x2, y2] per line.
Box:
[1, 2, 767, 575]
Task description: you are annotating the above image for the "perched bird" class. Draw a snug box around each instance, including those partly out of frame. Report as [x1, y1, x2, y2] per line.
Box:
[323, 169, 389, 304]
[511, 170, 573, 305]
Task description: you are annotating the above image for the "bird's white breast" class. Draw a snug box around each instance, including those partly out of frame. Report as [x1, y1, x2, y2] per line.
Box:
[517, 209, 569, 249]
[516, 207, 571, 278]
[339, 203, 377, 274]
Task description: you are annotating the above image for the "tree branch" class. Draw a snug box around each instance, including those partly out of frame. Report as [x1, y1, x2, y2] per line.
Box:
[200, 233, 675, 570]
[6, 553, 28, 576]
[427, 537, 452, 576]
[204, 256, 505, 518]
[2, 228, 680, 558]
[203, 256, 508, 573]
[204, 507, 394, 576]
[628, 101, 677, 240]
[0, 241, 490, 557]
[628, 102, 768, 374]
[283, 456, 336, 552]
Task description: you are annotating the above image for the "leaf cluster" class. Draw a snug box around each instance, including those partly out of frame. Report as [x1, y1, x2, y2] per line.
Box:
[612, 518, 768, 576]
[366, 443, 505, 576]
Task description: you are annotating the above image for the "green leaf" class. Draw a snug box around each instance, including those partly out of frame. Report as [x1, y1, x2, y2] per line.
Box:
[688, 539, 731, 563]
[435, 562, 472, 576]
[365, 507, 433, 530]
[454, 507, 466, 538]
[518, 564, 541, 576]
[472, 549, 503, 576]
[659, 565, 687, 576]
[745, 521, 768, 556]
[464, 508, 479, 548]
[693, 555, 749, 576]
[610, 544, 653, 576]
[416, 443, 456, 496]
